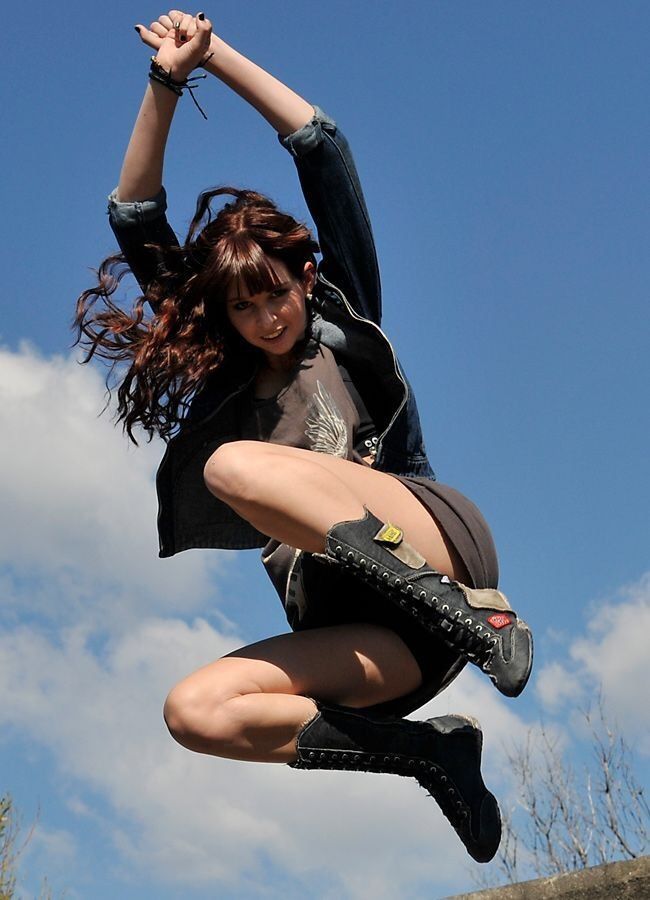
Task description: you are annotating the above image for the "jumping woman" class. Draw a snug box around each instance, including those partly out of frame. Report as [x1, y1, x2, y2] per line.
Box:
[76, 10, 533, 863]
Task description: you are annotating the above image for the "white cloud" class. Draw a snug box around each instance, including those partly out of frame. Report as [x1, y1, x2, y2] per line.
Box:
[535, 572, 650, 752]
[0, 344, 231, 631]
[535, 660, 583, 712]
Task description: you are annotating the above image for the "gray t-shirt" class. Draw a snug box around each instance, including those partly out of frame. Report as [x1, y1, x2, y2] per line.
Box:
[241, 341, 377, 624]
[239, 342, 376, 461]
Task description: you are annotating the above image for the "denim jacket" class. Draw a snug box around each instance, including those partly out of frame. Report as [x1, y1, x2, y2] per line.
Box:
[108, 108, 434, 557]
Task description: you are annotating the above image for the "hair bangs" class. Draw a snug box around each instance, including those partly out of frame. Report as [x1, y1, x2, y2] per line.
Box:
[222, 234, 285, 302]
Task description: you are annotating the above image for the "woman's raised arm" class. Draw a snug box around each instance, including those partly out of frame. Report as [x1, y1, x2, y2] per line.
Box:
[123, 11, 380, 321]
[135, 10, 314, 138]
[118, 13, 212, 201]
[201, 33, 314, 135]
[112, 10, 317, 293]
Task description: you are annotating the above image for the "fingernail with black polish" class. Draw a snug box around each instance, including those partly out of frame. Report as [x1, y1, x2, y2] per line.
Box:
[134, 25, 141, 33]
[198, 12, 205, 20]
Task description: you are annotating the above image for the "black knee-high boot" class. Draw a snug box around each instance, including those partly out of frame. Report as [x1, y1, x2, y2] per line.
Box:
[289, 703, 501, 863]
[324, 509, 533, 698]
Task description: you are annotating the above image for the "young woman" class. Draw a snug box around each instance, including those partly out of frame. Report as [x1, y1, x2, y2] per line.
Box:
[76, 10, 533, 863]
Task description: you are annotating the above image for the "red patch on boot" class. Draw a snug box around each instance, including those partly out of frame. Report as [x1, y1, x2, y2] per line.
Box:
[487, 613, 512, 630]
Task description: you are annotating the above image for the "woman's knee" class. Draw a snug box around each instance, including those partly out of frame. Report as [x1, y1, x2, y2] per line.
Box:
[203, 440, 266, 503]
[163, 651, 279, 751]
[163, 669, 248, 752]
[163, 679, 210, 748]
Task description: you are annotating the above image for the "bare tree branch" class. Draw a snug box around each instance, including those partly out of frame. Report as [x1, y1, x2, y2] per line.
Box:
[0, 795, 54, 900]
[468, 696, 649, 890]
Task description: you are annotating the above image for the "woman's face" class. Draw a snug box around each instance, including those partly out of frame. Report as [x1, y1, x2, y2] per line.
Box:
[225, 258, 315, 367]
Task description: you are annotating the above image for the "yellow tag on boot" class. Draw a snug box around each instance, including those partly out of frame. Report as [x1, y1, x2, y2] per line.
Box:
[375, 523, 404, 545]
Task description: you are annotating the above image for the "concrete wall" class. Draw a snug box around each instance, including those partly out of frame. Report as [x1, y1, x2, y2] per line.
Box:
[447, 856, 650, 900]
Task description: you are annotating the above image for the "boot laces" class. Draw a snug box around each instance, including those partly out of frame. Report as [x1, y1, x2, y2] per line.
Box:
[333, 544, 498, 664]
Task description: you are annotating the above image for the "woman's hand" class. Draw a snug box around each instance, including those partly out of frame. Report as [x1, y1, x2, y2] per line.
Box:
[135, 10, 212, 80]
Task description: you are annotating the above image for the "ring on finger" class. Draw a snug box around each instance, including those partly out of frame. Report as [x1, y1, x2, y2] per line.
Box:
[173, 20, 181, 30]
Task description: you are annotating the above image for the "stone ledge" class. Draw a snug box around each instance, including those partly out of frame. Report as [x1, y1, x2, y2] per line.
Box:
[446, 856, 650, 899]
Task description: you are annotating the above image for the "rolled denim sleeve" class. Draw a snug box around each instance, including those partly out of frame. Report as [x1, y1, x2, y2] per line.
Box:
[279, 108, 382, 325]
[279, 107, 338, 158]
[107, 187, 180, 296]
[107, 186, 168, 228]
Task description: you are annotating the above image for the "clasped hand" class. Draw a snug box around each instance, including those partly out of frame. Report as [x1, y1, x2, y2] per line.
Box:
[135, 9, 213, 80]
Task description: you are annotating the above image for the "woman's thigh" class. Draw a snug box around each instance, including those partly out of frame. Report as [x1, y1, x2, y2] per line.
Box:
[224, 442, 469, 581]
[170, 622, 424, 711]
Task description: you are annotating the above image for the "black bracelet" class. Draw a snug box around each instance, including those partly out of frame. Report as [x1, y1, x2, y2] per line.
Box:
[149, 57, 208, 119]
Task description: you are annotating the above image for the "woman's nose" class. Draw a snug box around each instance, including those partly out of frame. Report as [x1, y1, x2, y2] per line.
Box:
[257, 305, 277, 329]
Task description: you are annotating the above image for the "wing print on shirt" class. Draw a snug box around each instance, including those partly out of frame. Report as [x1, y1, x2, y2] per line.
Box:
[305, 380, 349, 457]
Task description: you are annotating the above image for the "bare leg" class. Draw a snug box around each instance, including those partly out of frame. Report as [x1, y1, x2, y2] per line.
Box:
[204, 442, 468, 581]
[163, 623, 424, 763]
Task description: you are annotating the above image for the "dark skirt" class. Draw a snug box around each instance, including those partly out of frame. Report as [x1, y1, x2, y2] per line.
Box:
[392, 476, 499, 591]
[263, 478, 499, 718]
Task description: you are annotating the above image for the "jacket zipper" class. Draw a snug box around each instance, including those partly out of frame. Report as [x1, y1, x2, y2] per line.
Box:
[316, 272, 409, 457]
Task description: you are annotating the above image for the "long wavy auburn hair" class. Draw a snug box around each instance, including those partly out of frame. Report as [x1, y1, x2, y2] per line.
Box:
[74, 187, 319, 443]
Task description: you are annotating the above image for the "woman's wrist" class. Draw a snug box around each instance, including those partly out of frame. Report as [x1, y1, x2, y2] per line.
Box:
[150, 53, 195, 83]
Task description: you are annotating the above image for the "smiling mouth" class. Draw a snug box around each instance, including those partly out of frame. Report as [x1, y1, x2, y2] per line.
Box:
[261, 327, 286, 341]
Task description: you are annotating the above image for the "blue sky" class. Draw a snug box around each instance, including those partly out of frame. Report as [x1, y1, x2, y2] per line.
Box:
[1, 2, 648, 897]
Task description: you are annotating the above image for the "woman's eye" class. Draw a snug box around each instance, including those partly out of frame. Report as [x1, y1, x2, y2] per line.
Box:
[270, 288, 288, 299]
[233, 301, 251, 311]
